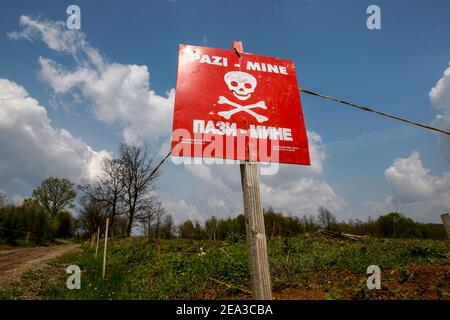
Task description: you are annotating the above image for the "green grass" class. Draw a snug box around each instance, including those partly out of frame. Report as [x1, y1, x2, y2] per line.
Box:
[0, 287, 23, 300]
[13, 236, 450, 300]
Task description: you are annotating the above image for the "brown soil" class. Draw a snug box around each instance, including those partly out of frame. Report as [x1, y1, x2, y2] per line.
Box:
[0, 244, 80, 288]
[219, 260, 450, 300]
[272, 261, 450, 300]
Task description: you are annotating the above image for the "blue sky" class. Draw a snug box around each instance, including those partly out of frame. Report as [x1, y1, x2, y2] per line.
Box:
[0, 0, 449, 223]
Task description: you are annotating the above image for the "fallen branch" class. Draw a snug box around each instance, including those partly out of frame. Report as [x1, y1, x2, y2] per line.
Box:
[316, 229, 368, 241]
[209, 277, 252, 295]
[220, 248, 231, 260]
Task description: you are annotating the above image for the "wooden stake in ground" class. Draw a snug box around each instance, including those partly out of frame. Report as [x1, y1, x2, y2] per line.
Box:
[25, 231, 30, 246]
[441, 213, 450, 241]
[95, 227, 100, 258]
[102, 218, 109, 279]
[233, 40, 272, 300]
[156, 239, 161, 265]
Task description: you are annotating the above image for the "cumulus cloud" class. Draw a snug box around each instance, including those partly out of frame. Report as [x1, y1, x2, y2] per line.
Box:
[207, 197, 230, 215]
[162, 199, 202, 224]
[384, 151, 450, 221]
[184, 163, 228, 190]
[0, 78, 110, 192]
[10, 15, 174, 144]
[8, 15, 104, 67]
[40, 59, 175, 143]
[356, 198, 394, 220]
[180, 131, 345, 217]
[362, 61, 450, 222]
[260, 131, 326, 185]
[260, 178, 345, 215]
[429, 61, 450, 161]
[257, 131, 345, 215]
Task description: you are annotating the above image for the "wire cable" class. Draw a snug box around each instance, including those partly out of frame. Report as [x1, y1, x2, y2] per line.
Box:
[299, 88, 450, 136]
[149, 151, 172, 179]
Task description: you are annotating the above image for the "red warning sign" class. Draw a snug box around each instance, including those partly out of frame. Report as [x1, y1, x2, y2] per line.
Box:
[171, 44, 310, 165]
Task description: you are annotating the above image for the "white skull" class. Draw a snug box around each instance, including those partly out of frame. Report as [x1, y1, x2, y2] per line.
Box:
[224, 71, 257, 101]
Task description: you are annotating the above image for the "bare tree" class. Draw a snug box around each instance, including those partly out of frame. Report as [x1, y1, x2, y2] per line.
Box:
[148, 202, 167, 239]
[205, 216, 218, 240]
[0, 191, 6, 208]
[317, 206, 337, 231]
[97, 159, 126, 231]
[161, 213, 176, 239]
[77, 143, 164, 237]
[119, 143, 160, 236]
[79, 158, 126, 236]
[136, 195, 159, 237]
[78, 194, 108, 236]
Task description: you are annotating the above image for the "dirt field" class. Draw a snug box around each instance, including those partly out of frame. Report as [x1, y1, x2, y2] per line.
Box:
[0, 244, 80, 288]
[0, 238, 448, 300]
[209, 261, 450, 300]
[271, 261, 450, 300]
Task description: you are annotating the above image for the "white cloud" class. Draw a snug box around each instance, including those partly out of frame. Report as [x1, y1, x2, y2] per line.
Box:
[184, 164, 228, 190]
[0, 78, 110, 192]
[181, 130, 326, 187]
[180, 131, 346, 217]
[384, 151, 450, 221]
[430, 62, 450, 111]
[162, 199, 202, 224]
[357, 198, 394, 220]
[207, 197, 231, 216]
[429, 61, 450, 161]
[260, 178, 346, 215]
[256, 131, 345, 216]
[260, 131, 326, 187]
[8, 15, 104, 68]
[360, 60, 450, 223]
[38, 57, 97, 94]
[10, 16, 174, 144]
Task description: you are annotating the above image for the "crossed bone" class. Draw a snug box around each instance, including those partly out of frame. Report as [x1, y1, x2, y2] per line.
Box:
[217, 96, 268, 123]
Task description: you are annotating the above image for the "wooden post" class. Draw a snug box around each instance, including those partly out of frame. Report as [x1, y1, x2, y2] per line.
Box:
[441, 213, 450, 241]
[25, 231, 30, 246]
[95, 227, 100, 258]
[102, 218, 109, 279]
[234, 40, 272, 300]
[156, 239, 161, 265]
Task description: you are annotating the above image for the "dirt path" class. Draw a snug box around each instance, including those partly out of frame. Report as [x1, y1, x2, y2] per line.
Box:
[0, 244, 80, 288]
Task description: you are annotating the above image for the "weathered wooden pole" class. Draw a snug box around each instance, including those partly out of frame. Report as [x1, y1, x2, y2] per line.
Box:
[233, 40, 272, 300]
[441, 213, 450, 241]
[95, 226, 100, 258]
[102, 218, 109, 279]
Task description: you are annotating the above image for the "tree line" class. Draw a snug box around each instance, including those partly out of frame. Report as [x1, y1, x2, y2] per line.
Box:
[178, 207, 448, 241]
[0, 178, 76, 245]
[77, 143, 174, 239]
[0, 143, 176, 245]
[0, 143, 447, 245]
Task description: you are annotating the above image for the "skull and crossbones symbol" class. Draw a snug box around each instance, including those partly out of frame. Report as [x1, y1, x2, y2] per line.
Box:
[216, 71, 268, 123]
